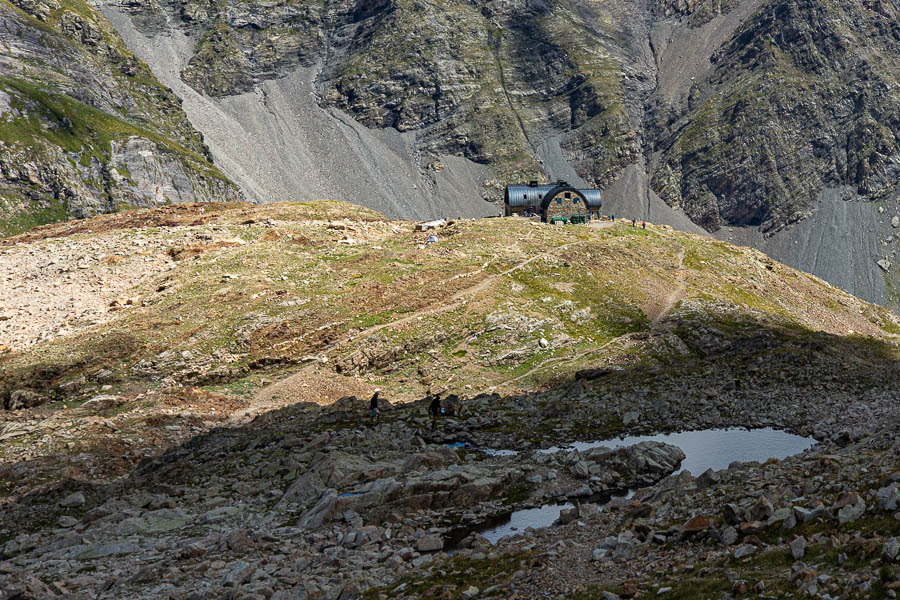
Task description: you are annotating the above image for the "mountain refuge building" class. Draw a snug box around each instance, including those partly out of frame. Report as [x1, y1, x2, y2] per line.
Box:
[504, 181, 602, 223]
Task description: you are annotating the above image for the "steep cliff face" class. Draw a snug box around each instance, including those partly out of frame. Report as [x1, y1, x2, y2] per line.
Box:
[650, 0, 900, 235]
[0, 0, 241, 236]
[115, 0, 647, 195]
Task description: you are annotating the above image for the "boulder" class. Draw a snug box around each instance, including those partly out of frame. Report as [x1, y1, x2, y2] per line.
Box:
[790, 536, 806, 560]
[794, 504, 826, 523]
[877, 483, 900, 512]
[6, 389, 43, 411]
[572, 461, 590, 479]
[739, 521, 764, 535]
[834, 492, 866, 524]
[59, 492, 86, 508]
[719, 526, 738, 546]
[222, 560, 255, 587]
[680, 515, 711, 540]
[767, 507, 792, 526]
[748, 496, 774, 522]
[733, 544, 756, 559]
[299, 492, 343, 530]
[723, 503, 745, 525]
[695, 468, 721, 491]
[884, 537, 899, 563]
[417, 535, 443, 552]
[623, 442, 685, 477]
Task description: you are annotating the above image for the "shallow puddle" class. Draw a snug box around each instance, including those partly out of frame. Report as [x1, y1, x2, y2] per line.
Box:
[477, 428, 815, 544]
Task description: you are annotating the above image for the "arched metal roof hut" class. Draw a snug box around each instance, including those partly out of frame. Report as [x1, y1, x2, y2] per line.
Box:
[504, 181, 602, 222]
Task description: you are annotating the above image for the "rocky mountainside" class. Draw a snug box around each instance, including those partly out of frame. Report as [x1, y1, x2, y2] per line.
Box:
[89, 0, 900, 309]
[0, 0, 241, 236]
[0, 203, 898, 598]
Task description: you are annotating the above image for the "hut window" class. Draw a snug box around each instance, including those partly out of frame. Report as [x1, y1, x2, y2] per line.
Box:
[573, 198, 580, 204]
[564, 192, 572, 199]
[556, 198, 562, 204]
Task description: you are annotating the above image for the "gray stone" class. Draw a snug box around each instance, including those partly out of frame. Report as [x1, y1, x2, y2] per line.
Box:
[723, 503, 744, 525]
[572, 461, 590, 479]
[116, 509, 192, 535]
[877, 483, 900, 512]
[782, 511, 797, 530]
[568, 485, 592, 498]
[57, 516, 79, 528]
[460, 586, 479, 599]
[748, 496, 774, 522]
[835, 494, 866, 525]
[72, 543, 137, 560]
[733, 544, 756, 559]
[790, 536, 806, 560]
[59, 492, 85, 508]
[767, 507, 791, 525]
[417, 535, 443, 552]
[622, 411, 640, 426]
[883, 537, 899, 563]
[299, 492, 342, 530]
[794, 504, 826, 523]
[223, 560, 254, 587]
[719, 526, 739, 546]
[343, 510, 364, 529]
[892, 216, 899, 228]
[612, 540, 636, 561]
[695, 468, 721, 491]
[411, 554, 433, 568]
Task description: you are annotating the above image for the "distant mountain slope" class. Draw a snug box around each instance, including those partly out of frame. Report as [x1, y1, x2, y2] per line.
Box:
[651, 0, 900, 234]
[0, 0, 241, 236]
[95, 0, 900, 308]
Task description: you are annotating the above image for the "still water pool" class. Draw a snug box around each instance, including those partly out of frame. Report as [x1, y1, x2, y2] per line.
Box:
[479, 428, 815, 544]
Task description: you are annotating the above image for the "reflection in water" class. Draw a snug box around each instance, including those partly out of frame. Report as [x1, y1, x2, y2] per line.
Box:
[541, 427, 816, 475]
[478, 428, 815, 544]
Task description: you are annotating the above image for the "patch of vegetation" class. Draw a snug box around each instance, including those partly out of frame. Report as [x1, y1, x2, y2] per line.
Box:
[362, 551, 533, 599]
[0, 76, 228, 182]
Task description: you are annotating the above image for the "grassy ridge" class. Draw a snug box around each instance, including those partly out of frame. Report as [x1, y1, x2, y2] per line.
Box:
[2, 201, 898, 409]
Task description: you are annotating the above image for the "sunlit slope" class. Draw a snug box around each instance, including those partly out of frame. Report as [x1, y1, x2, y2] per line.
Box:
[1, 201, 898, 411]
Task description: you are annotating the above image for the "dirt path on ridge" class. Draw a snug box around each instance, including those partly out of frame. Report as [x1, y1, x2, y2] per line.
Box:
[650, 244, 687, 326]
[246, 237, 598, 418]
[492, 231, 688, 393]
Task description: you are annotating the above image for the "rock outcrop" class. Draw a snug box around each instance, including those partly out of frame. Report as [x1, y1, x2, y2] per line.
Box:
[0, 0, 241, 236]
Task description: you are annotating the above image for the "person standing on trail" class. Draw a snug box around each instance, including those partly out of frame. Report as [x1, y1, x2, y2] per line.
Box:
[369, 390, 381, 424]
[429, 395, 442, 430]
[631, 218, 636, 227]
[642, 221, 646, 229]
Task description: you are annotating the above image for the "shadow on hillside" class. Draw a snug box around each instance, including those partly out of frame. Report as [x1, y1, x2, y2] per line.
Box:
[2, 311, 900, 535]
